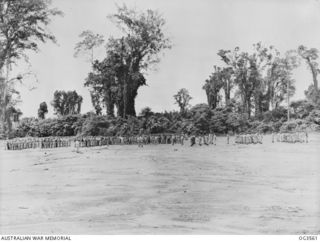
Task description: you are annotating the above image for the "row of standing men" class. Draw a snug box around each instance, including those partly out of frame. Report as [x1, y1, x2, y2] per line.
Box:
[234, 133, 263, 144]
[4, 131, 309, 150]
[272, 132, 308, 143]
[5, 134, 217, 150]
[5, 137, 72, 150]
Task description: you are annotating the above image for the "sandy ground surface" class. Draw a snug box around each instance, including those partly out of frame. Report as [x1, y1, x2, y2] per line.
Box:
[0, 134, 319, 234]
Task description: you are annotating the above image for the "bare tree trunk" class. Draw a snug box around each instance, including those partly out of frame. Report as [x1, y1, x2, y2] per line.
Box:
[106, 100, 115, 118]
[116, 101, 124, 118]
[213, 94, 219, 109]
[266, 79, 273, 111]
[3, 61, 10, 137]
[125, 93, 136, 117]
[115, 84, 124, 117]
[225, 88, 230, 106]
[254, 94, 260, 117]
[123, 79, 138, 117]
[246, 96, 251, 118]
[224, 80, 231, 106]
[205, 89, 213, 109]
[105, 89, 115, 118]
[306, 58, 318, 90]
[287, 78, 290, 121]
[122, 81, 128, 118]
[241, 93, 247, 116]
[77, 102, 82, 114]
[0, 69, 5, 135]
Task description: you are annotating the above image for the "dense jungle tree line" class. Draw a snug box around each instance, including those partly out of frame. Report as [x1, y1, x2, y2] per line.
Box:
[1, 1, 320, 139]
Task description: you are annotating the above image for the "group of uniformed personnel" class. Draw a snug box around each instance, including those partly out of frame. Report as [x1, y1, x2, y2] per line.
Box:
[189, 133, 217, 146]
[74, 136, 110, 147]
[74, 133, 221, 148]
[5, 137, 72, 150]
[272, 132, 308, 143]
[4, 130, 310, 150]
[235, 133, 263, 144]
[4, 133, 218, 150]
[75, 134, 187, 148]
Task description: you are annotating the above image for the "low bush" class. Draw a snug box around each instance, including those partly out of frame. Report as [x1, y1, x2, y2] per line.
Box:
[9, 105, 320, 139]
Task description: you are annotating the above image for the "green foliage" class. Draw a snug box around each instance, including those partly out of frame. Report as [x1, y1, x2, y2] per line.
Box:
[173, 88, 192, 114]
[0, 0, 61, 138]
[307, 109, 320, 125]
[38, 102, 48, 119]
[209, 109, 226, 133]
[189, 103, 210, 116]
[13, 117, 36, 137]
[0, 0, 62, 69]
[51, 90, 83, 116]
[298, 45, 319, 90]
[203, 66, 228, 109]
[262, 107, 287, 122]
[74, 30, 105, 63]
[81, 116, 112, 136]
[84, 5, 171, 118]
[14, 115, 84, 137]
[211, 43, 297, 118]
[0, 76, 22, 137]
[290, 99, 315, 119]
[139, 107, 153, 118]
[226, 112, 247, 133]
[280, 119, 308, 132]
[11, 104, 320, 139]
[304, 85, 320, 107]
[248, 121, 273, 133]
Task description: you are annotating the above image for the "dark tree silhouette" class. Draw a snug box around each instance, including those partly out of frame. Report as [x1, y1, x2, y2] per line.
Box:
[174, 88, 192, 114]
[51, 90, 83, 116]
[38, 102, 48, 119]
[84, 5, 171, 118]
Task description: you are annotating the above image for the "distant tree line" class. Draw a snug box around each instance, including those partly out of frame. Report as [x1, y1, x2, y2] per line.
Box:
[36, 90, 83, 120]
[203, 43, 299, 118]
[2, 2, 320, 139]
[12, 103, 320, 138]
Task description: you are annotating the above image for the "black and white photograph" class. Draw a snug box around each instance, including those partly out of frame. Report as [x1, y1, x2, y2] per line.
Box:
[0, 0, 320, 238]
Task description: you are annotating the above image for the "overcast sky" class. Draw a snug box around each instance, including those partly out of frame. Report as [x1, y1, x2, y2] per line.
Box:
[12, 0, 320, 118]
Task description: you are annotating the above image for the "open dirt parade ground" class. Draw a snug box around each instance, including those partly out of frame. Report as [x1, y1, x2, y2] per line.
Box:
[0, 134, 319, 234]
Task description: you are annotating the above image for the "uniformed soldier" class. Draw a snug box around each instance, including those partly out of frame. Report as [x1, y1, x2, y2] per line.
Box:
[272, 132, 275, 143]
[190, 135, 196, 147]
[137, 136, 143, 147]
[75, 139, 80, 152]
[305, 131, 308, 143]
[213, 133, 217, 145]
[180, 134, 185, 146]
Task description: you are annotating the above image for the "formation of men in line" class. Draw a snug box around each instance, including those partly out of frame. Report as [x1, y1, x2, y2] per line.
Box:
[76, 134, 187, 148]
[75, 133, 218, 148]
[4, 131, 310, 151]
[189, 133, 217, 146]
[272, 132, 308, 143]
[5, 134, 216, 150]
[235, 133, 263, 145]
[5, 137, 72, 150]
[74, 136, 110, 147]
